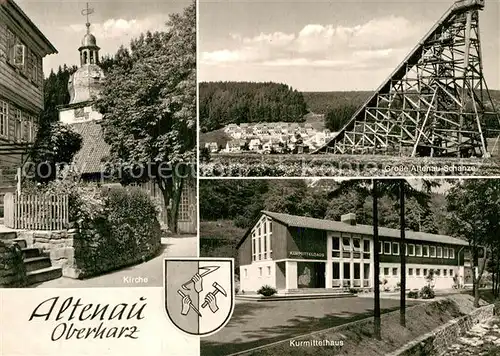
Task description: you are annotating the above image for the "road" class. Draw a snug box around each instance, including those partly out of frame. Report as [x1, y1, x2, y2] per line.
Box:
[33, 236, 197, 288]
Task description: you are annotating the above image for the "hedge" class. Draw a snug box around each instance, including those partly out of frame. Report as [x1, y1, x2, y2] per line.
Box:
[73, 186, 162, 278]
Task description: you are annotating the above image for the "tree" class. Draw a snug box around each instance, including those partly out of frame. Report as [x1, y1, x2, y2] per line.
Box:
[29, 122, 82, 182]
[447, 179, 500, 307]
[27, 65, 81, 183]
[95, 1, 196, 233]
[377, 179, 438, 327]
[329, 178, 437, 333]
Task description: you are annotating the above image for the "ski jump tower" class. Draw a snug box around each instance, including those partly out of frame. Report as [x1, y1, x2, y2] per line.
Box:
[315, 0, 499, 158]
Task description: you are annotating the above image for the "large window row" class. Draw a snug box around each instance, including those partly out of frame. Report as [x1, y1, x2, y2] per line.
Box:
[332, 235, 370, 259]
[379, 241, 455, 259]
[382, 267, 455, 278]
[5, 26, 42, 87]
[251, 217, 272, 262]
[0, 99, 36, 141]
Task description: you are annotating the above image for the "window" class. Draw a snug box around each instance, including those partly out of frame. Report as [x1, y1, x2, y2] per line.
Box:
[354, 263, 361, 280]
[423, 245, 429, 257]
[6, 27, 34, 82]
[363, 240, 370, 259]
[22, 116, 31, 142]
[333, 237, 340, 258]
[333, 262, 340, 280]
[0, 100, 8, 137]
[379, 241, 383, 254]
[437, 247, 443, 258]
[30, 50, 39, 85]
[449, 248, 455, 259]
[14, 109, 22, 141]
[267, 266, 271, 276]
[364, 263, 370, 281]
[435, 269, 440, 276]
[263, 235, 267, 260]
[384, 241, 391, 254]
[384, 267, 390, 276]
[450, 269, 453, 276]
[363, 240, 370, 253]
[430, 246, 436, 257]
[392, 242, 399, 255]
[263, 221, 266, 234]
[392, 267, 398, 276]
[408, 244, 415, 256]
[416, 268, 421, 276]
[259, 267, 262, 277]
[258, 238, 262, 260]
[424, 268, 428, 276]
[343, 237, 352, 251]
[269, 222, 272, 232]
[444, 247, 449, 258]
[408, 268, 413, 276]
[252, 239, 256, 261]
[344, 263, 351, 279]
[416, 245, 422, 257]
[244, 269, 247, 278]
[353, 238, 361, 250]
[443, 269, 448, 276]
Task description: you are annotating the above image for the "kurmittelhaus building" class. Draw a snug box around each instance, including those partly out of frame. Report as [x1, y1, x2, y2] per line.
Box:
[237, 211, 476, 293]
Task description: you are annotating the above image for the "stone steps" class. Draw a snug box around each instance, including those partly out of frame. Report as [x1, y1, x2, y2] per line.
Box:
[27, 266, 62, 285]
[236, 292, 356, 302]
[24, 256, 52, 272]
[3, 233, 63, 286]
[283, 288, 353, 295]
[22, 247, 44, 259]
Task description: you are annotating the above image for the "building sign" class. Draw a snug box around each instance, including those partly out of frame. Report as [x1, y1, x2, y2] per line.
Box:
[287, 227, 327, 260]
[289, 251, 325, 258]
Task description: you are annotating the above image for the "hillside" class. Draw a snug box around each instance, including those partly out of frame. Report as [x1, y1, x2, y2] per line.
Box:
[199, 81, 308, 132]
[302, 90, 500, 115]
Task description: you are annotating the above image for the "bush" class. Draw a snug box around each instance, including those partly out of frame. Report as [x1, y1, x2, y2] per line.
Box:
[349, 288, 361, 294]
[257, 285, 277, 297]
[419, 285, 436, 299]
[74, 186, 162, 278]
[408, 290, 419, 299]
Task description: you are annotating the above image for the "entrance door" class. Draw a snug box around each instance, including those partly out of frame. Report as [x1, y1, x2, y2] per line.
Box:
[315, 263, 325, 288]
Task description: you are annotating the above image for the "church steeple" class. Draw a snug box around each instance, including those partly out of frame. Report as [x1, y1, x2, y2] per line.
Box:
[78, 3, 100, 66]
[67, 2, 105, 105]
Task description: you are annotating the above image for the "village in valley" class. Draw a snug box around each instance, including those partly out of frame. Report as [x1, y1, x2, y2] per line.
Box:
[204, 121, 336, 154]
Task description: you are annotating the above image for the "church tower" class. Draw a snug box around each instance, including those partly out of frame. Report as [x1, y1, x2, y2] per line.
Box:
[59, 2, 105, 124]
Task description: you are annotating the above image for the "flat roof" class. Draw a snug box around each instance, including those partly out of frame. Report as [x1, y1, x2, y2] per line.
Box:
[237, 211, 468, 248]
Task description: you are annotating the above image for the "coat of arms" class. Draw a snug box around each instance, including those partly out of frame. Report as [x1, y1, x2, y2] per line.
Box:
[164, 258, 234, 336]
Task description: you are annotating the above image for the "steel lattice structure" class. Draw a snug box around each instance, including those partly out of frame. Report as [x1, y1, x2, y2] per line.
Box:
[315, 0, 499, 158]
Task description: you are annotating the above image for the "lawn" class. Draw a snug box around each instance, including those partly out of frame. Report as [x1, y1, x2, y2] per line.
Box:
[200, 297, 420, 356]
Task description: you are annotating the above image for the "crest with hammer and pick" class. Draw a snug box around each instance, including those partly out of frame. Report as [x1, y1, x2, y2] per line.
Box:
[181, 265, 220, 291]
[202, 282, 227, 314]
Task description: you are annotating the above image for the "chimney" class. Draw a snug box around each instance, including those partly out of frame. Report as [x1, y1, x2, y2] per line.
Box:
[341, 213, 356, 226]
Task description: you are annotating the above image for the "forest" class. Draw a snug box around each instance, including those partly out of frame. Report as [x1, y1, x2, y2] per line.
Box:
[199, 179, 449, 268]
[199, 81, 308, 132]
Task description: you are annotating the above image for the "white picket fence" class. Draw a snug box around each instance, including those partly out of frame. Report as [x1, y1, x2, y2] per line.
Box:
[3, 193, 69, 230]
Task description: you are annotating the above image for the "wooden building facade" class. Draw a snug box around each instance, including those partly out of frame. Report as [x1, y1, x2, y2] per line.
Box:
[0, 0, 56, 206]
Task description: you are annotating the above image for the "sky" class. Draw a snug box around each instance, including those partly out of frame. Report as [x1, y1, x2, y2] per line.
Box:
[15, 0, 191, 76]
[199, 0, 500, 91]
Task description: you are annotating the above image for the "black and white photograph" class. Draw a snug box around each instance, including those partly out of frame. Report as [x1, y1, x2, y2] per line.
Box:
[199, 177, 500, 355]
[199, 0, 500, 177]
[0, 0, 197, 289]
